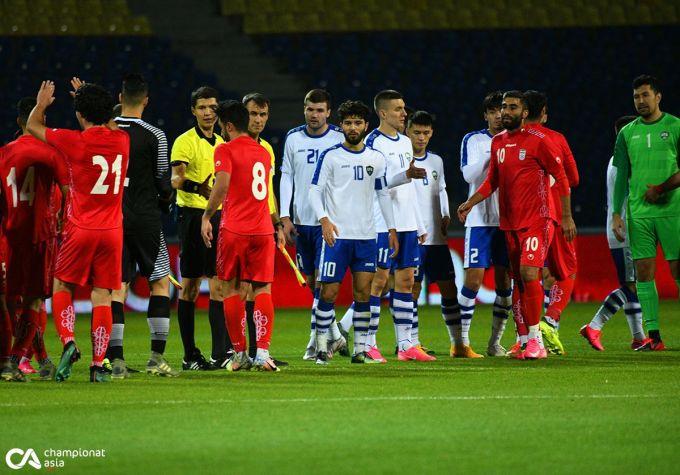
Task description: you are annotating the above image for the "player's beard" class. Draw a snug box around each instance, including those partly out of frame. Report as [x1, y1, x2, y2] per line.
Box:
[344, 131, 364, 145]
[502, 115, 522, 131]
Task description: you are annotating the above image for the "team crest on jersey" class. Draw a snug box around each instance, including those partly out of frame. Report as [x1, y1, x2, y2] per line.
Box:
[366, 165, 374, 176]
[519, 149, 526, 161]
[432, 171, 439, 180]
[660, 131, 669, 140]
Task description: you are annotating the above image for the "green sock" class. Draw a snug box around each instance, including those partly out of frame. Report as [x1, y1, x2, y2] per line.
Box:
[636, 281, 659, 332]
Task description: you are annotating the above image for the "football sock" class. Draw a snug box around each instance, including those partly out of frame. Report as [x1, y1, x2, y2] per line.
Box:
[329, 319, 342, 342]
[108, 301, 125, 361]
[91, 305, 112, 367]
[590, 287, 626, 330]
[223, 295, 246, 353]
[340, 302, 354, 333]
[458, 286, 477, 346]
[10, 309, 39, 361]
[522, 279, 544, 327]
[392, 291, 413, 352]
[254, 293, 275, 350]
[512, 286, 528, 337]
[352, 301, 370, 354]
[209, 299, 228, 360]
[441, 297, 460, 344]
[0, 306, 13, 360]
[306, 288, 320, 349]
[366, 295, 381, 349]
[411, 300, 420, 346]
[389, 293, 398, 345]
[148, 295, 170, 355]
[177, 299, 196, 359]
[34, 307, 49, 363]
[52, 290, 75, 345]
[624, 302, 645, 341]
[246, 300, 257, 359]
[544, 277, 576, 330]
[490, 288, 511, 347]
[636, 281, 659, 335]
[543, 288, 551, 312]
[315, 299, 335, 353]
[255, 347, 270, 361]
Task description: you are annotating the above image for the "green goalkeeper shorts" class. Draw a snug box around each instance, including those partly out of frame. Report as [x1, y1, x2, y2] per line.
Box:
[627, 215, 680, 261]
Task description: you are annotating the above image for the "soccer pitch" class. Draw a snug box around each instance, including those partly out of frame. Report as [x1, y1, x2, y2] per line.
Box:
[3, 301, 679, 474]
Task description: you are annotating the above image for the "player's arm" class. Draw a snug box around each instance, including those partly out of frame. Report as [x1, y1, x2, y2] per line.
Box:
[200, 170, 229, 249]
[561, 137, 579, 188]
[438, 166, 451, 237]
[457, 146, 498, 223]
[26, 81, 56, 143]
[540, 138, 576, 242]
[170, 143, 212, 199]
[645, 171, 680, 203]
[375, 175, 399, 258]
[460, 135, 488, 184]
[386, 158, 426, 189]
[611, 132, 630, 242]
[309, 152, 338, 246]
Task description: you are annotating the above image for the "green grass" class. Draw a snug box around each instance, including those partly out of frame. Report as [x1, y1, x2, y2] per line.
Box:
[3, 301, 680, 474]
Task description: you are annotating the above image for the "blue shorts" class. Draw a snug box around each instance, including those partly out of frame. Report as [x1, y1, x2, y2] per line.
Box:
[464, 226, 509, 269]
[610, 247, 635, 286]
[376, 232, 392, 269]
[295, 225, 323, 276]
[318, 238, 377, 283]
[415, 244, 455, 283]
[392, 230, 420, 270]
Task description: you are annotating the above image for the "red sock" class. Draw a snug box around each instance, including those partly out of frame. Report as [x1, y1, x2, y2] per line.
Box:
[522, 278, 544, 327]
[223, 295, 246, 353]
[545, 277, 576, 321]
[52, 290, 75, 345]
[91, 305, 112, 366]
[11, 309, 39, 361]
[254, 293, 275, 350]
[0, 306, 13, 359]
[512, 286, 528, 336]
[33, 307, 48, 362]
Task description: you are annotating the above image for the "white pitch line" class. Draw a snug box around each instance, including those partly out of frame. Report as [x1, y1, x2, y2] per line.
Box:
[0, 394, 663, 409]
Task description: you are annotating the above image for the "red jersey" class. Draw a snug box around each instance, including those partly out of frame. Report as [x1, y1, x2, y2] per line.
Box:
[478, 127, 569, 231]
[214, 135, 273, 235]
[0, 135, 68, 242]
[526, 123, 579, 225]
[45, 127, 129, 230]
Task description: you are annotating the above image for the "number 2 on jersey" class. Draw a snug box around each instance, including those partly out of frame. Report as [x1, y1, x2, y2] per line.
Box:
[6, 166, 35, 207]
[91, 154, 123, 195]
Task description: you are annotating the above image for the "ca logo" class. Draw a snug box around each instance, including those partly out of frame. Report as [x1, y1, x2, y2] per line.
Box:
[5, 448, 41, 470]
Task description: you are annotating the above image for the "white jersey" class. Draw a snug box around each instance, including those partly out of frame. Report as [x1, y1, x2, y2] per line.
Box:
[606, 157, 629, 249]
[460, 129, 500, 227]
[280, 124, 344, 225]
[310, 144, 389, 240]
[413, 151, 449, 245]
[365, 129, 419, 232]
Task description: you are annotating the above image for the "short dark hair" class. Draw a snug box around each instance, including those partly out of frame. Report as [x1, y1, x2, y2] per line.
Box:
[337, 100, 371, 122]
[615, 115, 636, 135]
[503, 90, 528, 108]
[373, 89, 402, 114]
[242, 92, 270, 108]
[304, 89, 331, 108]
[524, 90, 548, 121]
[407, 110, 434, 129]
[121, 73, 148, 105]
[632, 74, 660, 94]
[191, 86, 219, 108]
[482, 91, 503, 113]
[216, 100, 249, 133]
[17, 96, 36, 126]
[74, 83, 114, 125]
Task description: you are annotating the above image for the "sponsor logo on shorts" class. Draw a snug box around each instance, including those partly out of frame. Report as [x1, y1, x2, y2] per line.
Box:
[519, 149, 526, 160]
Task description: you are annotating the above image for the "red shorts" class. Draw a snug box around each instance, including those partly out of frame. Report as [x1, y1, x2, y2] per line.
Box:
[0, 236, 6, 294]
[217, 229, 275, 283]
[505, 219, 554, 278]
[6, 236, 56, 298]
[54, 221, 123, 290]
[546, 228, 577, 280]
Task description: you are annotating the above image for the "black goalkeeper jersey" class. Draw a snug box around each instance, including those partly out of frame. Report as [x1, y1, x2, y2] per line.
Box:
[115, 116, 172, 232]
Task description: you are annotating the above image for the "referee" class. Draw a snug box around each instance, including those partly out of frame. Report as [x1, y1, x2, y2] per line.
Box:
[171, 86, 231, 370]
[109, 73, 178, 378]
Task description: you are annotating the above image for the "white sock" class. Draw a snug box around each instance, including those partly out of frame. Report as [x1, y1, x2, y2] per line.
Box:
[392, 291, 413, 351]
[329, 320, 341, 341]
[458, 287, 477, 346]
[411, 301, 420, 346]
[590, 288, 626, 330]
[624, 301, 645, 341]
[489, 291, 511, 347]
[441, 297, 460, 345]
[352, 302, 370, 354]
[255, 348, 269, 361]
[340, 303, 354, 332]
[366, 295, 381, 349]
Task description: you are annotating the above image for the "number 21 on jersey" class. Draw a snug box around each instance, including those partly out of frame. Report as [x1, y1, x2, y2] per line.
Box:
[91, 154, 123, 195]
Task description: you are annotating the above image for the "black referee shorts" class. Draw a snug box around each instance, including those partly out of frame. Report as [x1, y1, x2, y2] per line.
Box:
[177, 206, 221, 279]
[121, 228, 171, 283]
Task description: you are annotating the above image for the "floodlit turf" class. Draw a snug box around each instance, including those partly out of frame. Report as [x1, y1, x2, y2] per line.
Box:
[2, 301, 679, 474]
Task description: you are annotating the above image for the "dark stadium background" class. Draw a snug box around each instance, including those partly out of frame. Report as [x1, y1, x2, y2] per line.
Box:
[1, 1, 678, 240]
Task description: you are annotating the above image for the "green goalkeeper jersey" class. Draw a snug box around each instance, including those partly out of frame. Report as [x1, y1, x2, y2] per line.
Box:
[612, 112, 680, 218]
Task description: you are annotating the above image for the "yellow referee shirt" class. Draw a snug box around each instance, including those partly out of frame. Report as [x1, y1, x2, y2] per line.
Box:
[171, 126, 224, 209]
[258, 137, 278, 214]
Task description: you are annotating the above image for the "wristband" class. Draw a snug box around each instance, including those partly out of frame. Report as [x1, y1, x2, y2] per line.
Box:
[182, 179, 200, 193]
[653, 185, 665, 195]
